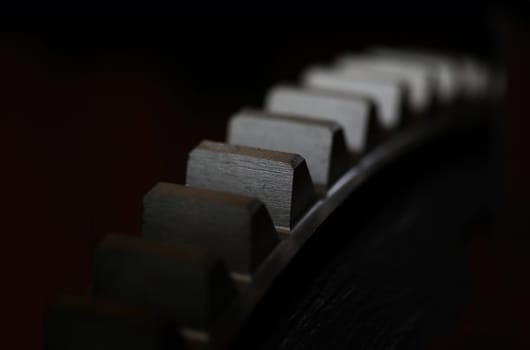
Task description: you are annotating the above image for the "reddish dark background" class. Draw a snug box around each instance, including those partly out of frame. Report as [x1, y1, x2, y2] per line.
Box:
[1, 3, 529, 349]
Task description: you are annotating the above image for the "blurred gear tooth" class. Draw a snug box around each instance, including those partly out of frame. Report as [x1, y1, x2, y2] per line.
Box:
[265, 85, 379, 153]
[302, 66, 405, 130]
[335, 54, 436, 113]
[93, 234, 237, 331]
[143, 182, 279, 279]
[459, 57, 492, 99]
[369, 47, 464, 103]
[44, 296, 189, 350]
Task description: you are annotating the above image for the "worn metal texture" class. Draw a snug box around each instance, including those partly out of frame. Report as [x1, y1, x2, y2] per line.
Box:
[186, 141, 317, 230]
[143, 182, 279, 277]
[227, 109, 353, 188]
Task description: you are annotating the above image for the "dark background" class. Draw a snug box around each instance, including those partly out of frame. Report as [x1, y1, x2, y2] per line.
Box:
[1, 1, 529, 349]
